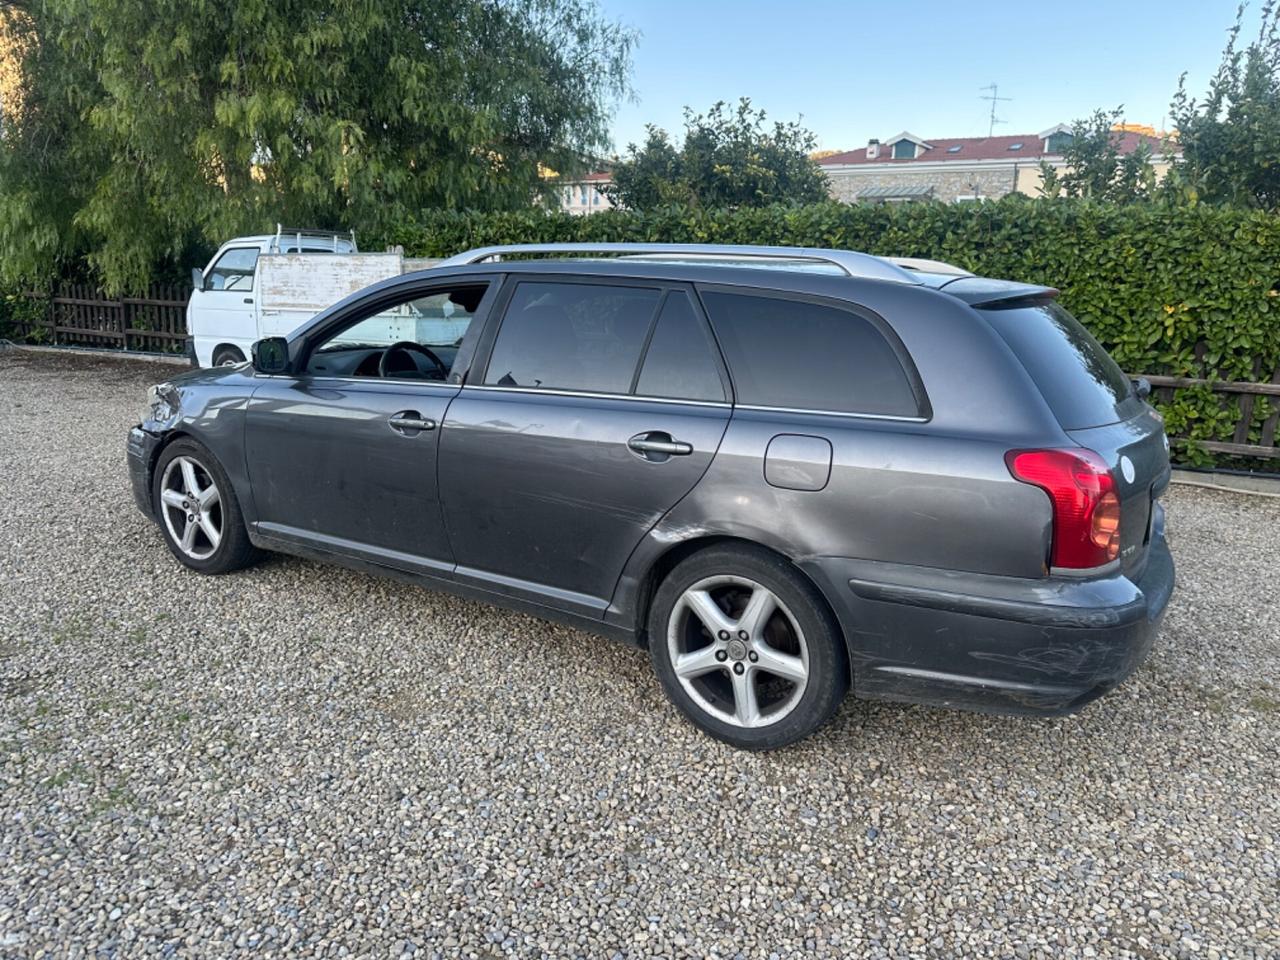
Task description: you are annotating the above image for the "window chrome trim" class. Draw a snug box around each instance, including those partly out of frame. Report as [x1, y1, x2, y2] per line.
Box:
[733, 403, 929, 423]
[309, 375, 459, 390]
[460, 383, 732, 409]
[459, 385, 924, 420]
[252, 372, 460, 391]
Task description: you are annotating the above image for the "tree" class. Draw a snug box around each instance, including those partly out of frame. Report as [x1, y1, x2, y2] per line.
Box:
[1166, 1, 1280, 209]
[603, 99, 829, 211]
[0, 0, 634, 291]
[1037, 108, 1157, 203]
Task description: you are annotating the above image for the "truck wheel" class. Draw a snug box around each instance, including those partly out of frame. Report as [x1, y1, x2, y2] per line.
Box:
[212, 345, 246, 367]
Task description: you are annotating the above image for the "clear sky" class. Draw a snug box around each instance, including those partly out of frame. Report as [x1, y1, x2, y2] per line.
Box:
[596, 0, 1243, 155]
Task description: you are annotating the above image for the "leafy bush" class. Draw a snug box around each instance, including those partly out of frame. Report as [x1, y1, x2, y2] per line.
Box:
[374, 198, 1280, 469]
[0, 289, 49, 343]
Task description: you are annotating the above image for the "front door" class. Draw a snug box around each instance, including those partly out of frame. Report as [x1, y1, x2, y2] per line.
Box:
[439, 279, 733, 617]
[244, 281, 494, 576]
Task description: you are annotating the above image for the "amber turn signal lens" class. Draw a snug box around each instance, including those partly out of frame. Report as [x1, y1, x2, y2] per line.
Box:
[1091, 490, 1121, 560]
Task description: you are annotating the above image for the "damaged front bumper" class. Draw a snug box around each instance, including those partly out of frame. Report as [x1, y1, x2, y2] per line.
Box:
[803, 524, 1176, 717]
[126, 426, 163, 520]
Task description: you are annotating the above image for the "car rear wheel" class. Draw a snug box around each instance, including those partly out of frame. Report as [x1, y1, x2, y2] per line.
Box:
[648, 545, 848, 750]
[151, 439, 258, 574]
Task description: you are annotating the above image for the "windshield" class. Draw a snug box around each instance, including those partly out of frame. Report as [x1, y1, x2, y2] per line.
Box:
[982, 300, 1140, 429]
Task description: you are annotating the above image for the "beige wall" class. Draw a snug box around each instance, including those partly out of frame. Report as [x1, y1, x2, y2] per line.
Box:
[1014, 159, 1175, 197]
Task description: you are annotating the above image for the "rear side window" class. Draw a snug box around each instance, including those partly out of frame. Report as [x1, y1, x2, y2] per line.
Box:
[485, 282, 660, 394]
[982, 301, 1138, 429]
[635, 292, 725, 402]
[699, 290, 920, 417]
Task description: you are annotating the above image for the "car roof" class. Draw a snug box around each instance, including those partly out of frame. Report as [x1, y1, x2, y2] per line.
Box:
[407, 257, 1057, 308]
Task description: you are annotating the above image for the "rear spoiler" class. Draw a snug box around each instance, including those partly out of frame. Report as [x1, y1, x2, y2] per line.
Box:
[934, 276, 1059, 307]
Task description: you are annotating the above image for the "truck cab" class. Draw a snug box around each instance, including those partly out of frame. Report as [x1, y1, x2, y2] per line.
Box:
[188, 227, 363, 367]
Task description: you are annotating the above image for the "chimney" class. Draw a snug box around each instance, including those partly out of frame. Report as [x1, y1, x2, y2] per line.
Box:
[867, 139, 880, 160]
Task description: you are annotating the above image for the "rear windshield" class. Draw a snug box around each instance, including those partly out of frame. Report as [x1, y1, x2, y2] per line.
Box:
[982, 300, 1139, 429]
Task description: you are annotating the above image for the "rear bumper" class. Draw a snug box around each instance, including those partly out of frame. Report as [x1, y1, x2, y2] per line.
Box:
[126, 426, 163, 520]
[802, 528, 1175, 717]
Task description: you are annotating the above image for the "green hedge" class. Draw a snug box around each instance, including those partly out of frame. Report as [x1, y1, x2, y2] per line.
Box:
[375, 199, 1280, 469]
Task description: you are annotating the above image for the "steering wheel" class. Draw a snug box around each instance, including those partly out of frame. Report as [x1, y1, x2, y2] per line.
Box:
[378, 341, 448, 380]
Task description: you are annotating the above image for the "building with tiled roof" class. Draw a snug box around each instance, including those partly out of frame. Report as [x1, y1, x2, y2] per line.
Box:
[819, 125, 1174, 204]
[557, 171, 616, 215]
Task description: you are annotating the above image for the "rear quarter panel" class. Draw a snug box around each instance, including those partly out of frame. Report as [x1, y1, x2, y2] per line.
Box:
[608, 280, 1071, 633]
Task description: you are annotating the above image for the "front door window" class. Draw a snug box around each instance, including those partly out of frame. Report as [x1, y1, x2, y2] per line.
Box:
[304, 285, 488, 381]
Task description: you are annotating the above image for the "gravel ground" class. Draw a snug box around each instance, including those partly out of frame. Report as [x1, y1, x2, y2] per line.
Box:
[1, 348, 1277, 960]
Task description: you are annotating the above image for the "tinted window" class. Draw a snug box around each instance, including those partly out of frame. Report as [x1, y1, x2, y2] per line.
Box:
[486, 282, 660, 393]
[699, 291, 920, 417]
[983, 301, 1137, 429]
[205, 248, 259, 292]
[635, 293, 725, 402]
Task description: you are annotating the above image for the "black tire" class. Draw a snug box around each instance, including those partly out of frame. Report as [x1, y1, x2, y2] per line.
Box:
[212, 345, 246, 367]
[151, 438, 258, 575]
[648, 544, 849, 751]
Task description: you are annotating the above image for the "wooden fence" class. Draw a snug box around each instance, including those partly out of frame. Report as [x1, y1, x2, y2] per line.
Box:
[16, 284, 190, 354]
[1142, 371, 1280, 461]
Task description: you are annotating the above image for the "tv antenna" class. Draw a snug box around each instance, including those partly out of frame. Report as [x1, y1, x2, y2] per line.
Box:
[979, 83, 1012, 137]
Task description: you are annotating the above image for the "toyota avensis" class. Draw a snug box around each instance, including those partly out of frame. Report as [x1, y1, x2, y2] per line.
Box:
[127, 243, 1175, 750]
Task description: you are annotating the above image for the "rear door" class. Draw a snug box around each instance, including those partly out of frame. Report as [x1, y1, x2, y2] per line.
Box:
[438, 278, 732, 618]
[980, 299, 1170, 575]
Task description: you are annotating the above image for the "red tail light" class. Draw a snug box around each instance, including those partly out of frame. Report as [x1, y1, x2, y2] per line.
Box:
[1005, 448, 1121, 570]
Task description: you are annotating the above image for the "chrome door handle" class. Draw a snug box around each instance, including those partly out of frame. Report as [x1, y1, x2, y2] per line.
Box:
[388, 413, 437, 433]
[628, 434, 693, 457]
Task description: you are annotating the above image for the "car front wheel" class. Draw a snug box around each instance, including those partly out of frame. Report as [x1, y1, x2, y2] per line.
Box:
[151, 439, 257, 574]
[648, 545, 848, 750]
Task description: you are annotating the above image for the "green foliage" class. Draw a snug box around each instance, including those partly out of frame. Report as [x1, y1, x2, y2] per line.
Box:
[0, 0, 634, 293]
[602, 99, 829, 211]
[374, 198, 1280, 468]
[1168, 2, 1280, 209]
[1038, 108, 1158, 203]
[0, 289, 48, 342]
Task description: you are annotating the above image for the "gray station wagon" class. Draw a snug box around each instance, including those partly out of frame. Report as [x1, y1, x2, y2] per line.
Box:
[127, 243, 1175, 750]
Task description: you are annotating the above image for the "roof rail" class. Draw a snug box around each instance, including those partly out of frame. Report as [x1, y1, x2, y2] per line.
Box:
[272, 224, 358, 253]
[433, 243, 921, 285]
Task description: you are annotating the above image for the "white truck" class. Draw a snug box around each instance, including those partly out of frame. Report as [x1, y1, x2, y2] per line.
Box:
[187, 226, 410, 367]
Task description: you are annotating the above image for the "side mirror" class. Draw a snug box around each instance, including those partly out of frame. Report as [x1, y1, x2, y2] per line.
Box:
[191, 267, 204, 292]
[251, 337, 290, 374]
[1132, 376, 1152, 400]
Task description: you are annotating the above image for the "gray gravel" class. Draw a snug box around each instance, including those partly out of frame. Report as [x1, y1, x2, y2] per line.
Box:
[1, 348, 1277, 959]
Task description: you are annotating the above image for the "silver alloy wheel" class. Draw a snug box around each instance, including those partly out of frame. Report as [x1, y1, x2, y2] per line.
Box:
[667, 575, 810, 728]
[159, 456, 223, 560]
